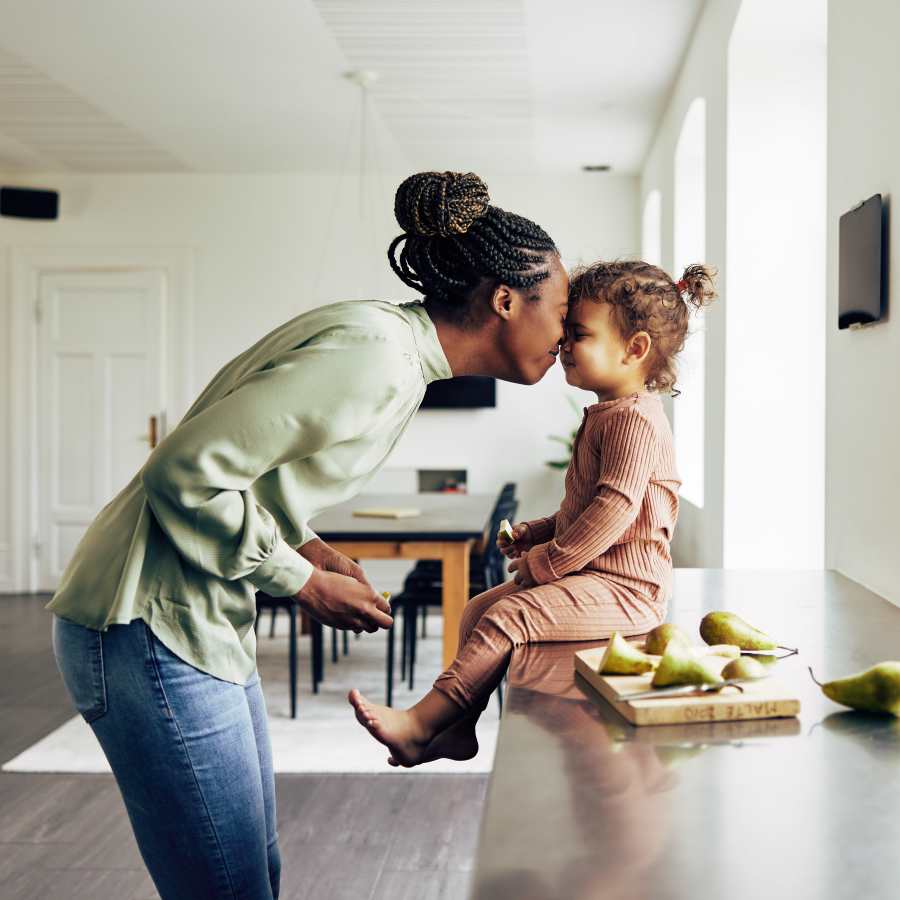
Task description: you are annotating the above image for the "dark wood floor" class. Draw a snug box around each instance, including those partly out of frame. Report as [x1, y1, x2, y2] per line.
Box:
[0, 594, 487, 899]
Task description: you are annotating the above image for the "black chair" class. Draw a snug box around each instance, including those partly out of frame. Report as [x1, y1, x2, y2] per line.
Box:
[254, 594, 325, 719]
[385, 486, 518, 710]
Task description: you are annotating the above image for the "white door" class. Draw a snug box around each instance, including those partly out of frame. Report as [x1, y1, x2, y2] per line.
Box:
[37, 270, 167, 590]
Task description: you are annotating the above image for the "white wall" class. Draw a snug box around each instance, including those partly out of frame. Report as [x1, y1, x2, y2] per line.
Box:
[826, 0, 900, 604]
[725, 0, 826, 570]
[640, 0, 742, 567]
[0, 193, 10, 590]
[0, 171, 638, 591]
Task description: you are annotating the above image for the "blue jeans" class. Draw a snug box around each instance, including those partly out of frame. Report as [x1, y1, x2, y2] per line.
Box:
[51, 614, 281, 900]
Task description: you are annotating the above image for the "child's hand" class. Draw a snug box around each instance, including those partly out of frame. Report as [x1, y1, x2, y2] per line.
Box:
[507, 554, 537, 589]
[496, 522, 531, 559]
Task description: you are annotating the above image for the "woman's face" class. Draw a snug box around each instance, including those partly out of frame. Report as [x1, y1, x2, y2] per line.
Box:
[498, 255, 570, 385]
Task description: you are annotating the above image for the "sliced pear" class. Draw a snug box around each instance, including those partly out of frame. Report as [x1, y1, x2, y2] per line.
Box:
[722, 657, 769, 680]
[697, 644, 741, 659]
[652, 641, 723, 688]
[644, 623, 690, 656]
[598, 632, 657, 675]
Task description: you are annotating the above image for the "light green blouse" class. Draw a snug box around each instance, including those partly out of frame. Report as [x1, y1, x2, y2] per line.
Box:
[47, 300, 452, 684]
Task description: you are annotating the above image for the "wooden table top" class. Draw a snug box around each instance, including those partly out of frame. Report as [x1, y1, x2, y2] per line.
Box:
[309, 492, 496, 541]
[471, 568, 900, 900]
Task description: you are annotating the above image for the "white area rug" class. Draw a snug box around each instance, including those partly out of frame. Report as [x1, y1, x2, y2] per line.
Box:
[4, 599, 498, 775]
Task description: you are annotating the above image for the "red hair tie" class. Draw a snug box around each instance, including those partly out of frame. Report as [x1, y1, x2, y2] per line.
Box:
[675, 279, 688, 293]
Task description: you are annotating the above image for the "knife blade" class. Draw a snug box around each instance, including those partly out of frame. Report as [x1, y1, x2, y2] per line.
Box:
[618, 680, 748, 701]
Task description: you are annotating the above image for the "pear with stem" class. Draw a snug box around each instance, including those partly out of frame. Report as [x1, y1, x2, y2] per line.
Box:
[809, 663, 900, 716]
[700, 611, 797, 653]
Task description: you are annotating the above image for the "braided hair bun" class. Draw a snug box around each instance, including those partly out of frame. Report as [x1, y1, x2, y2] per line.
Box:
[394, 171, 490, 237]
[388, 170, 558, 322]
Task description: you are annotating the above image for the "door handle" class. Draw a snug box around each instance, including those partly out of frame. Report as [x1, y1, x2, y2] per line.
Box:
[139, 415, 158, 448]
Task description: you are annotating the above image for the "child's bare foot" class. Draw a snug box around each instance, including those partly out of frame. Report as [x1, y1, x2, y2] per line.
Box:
[348, 689, 433, 767]
[388, 716, 479, 767]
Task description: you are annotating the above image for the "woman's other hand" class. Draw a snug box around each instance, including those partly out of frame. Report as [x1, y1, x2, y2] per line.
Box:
[295, 569, 393, 633]
[299, 538, 373, 588]
[497, 523, 532, 559]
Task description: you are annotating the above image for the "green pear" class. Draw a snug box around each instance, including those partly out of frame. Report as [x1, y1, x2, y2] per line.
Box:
[752, 654, 780, 669]
[721, 657, 769, 680]
[699, 611, 795, 652]
[697, 644, 741, 659]
[598, 632, 656, 675]
[498, 519, 515, 544]
[644, 623, 690, 656]
[809, 663, 900, 716]
[652, 641, 723, 688]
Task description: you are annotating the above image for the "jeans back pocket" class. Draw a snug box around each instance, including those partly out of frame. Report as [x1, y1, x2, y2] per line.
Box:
[52, 615, 108, 723]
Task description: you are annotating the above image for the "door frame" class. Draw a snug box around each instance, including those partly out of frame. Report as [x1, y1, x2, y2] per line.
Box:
[7, 246, 195, 593]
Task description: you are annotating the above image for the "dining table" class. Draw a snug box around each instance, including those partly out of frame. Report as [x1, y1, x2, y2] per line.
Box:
[310, 491, 496, 667]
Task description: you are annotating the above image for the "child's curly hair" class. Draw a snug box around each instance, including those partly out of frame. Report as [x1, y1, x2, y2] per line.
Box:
[568, 260, 718, 397]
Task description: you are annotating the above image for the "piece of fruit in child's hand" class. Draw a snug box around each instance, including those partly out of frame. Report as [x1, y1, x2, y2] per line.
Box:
[498, 519, 515, 543]
[381, 591, 392, 603]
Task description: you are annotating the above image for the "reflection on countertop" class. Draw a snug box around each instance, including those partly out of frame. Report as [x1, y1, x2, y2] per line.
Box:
[471, 569, 900, 900]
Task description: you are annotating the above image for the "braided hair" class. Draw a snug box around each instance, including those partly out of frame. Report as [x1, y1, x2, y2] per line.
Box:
[388, 171, 558, 325]
[568, 260, 717, 397]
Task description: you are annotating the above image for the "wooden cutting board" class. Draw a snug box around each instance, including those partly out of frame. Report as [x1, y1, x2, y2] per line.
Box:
[574, 644, 801, 726]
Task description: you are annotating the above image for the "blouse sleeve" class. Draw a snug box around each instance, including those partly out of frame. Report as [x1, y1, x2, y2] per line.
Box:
[141, 340, 407, 597]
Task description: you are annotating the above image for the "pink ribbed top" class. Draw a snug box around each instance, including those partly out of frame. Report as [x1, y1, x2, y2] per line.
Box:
[524, 391, 681, 603]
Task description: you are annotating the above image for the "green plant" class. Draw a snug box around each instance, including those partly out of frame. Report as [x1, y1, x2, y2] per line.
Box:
[545, 395, 584, 469]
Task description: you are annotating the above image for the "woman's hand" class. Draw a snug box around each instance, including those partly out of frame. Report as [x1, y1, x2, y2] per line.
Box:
[299, 538, 373, 589]
[507, 553, 537, 589]
[295, 569, 393, 633]
[497, 522, 532, 560]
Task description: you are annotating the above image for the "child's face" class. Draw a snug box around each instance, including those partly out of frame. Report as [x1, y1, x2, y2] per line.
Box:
[560, 300, 649, 396]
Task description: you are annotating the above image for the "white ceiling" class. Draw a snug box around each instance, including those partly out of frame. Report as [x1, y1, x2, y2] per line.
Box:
[0, 0, 703, 176]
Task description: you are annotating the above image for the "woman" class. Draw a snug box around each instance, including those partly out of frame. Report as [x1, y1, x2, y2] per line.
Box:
[48, 170, 569, 899]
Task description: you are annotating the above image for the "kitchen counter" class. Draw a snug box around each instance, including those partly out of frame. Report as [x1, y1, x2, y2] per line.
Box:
[471, 569, 900, 900]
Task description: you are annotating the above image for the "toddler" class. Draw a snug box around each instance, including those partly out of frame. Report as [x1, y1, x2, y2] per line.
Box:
[350, 260, 717, 766]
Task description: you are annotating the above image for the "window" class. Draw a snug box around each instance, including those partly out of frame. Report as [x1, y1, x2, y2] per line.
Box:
[673, 97, 707, 508]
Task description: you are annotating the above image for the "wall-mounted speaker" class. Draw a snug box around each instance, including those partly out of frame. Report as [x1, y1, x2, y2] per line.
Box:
[0, 186, 59, 220]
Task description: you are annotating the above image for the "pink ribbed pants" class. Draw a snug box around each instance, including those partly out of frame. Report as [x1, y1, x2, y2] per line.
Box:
[433, 573, 664, 711]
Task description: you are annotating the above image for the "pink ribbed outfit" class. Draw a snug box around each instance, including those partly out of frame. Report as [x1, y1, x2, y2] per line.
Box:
[434, 391, 681, 710]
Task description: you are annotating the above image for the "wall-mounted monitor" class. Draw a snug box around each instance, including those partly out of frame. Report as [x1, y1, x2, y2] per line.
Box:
[839, 193, 886, 329]
[420, 376, 496, 409]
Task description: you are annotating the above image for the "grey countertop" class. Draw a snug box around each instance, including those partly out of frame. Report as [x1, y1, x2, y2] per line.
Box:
[471, 569, 900, 900]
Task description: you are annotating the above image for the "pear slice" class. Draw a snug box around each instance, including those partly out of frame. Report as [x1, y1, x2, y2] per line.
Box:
[722, 657, 769, 680]
[598, 632, 656, 675]
[697, 644, 741, 660]
[810, 663, 900, 716]
[498, 519, 515, 543]
[652, 641, 723, 688]
[699, 611, 797, 653]
[644, 623, 690, 656]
